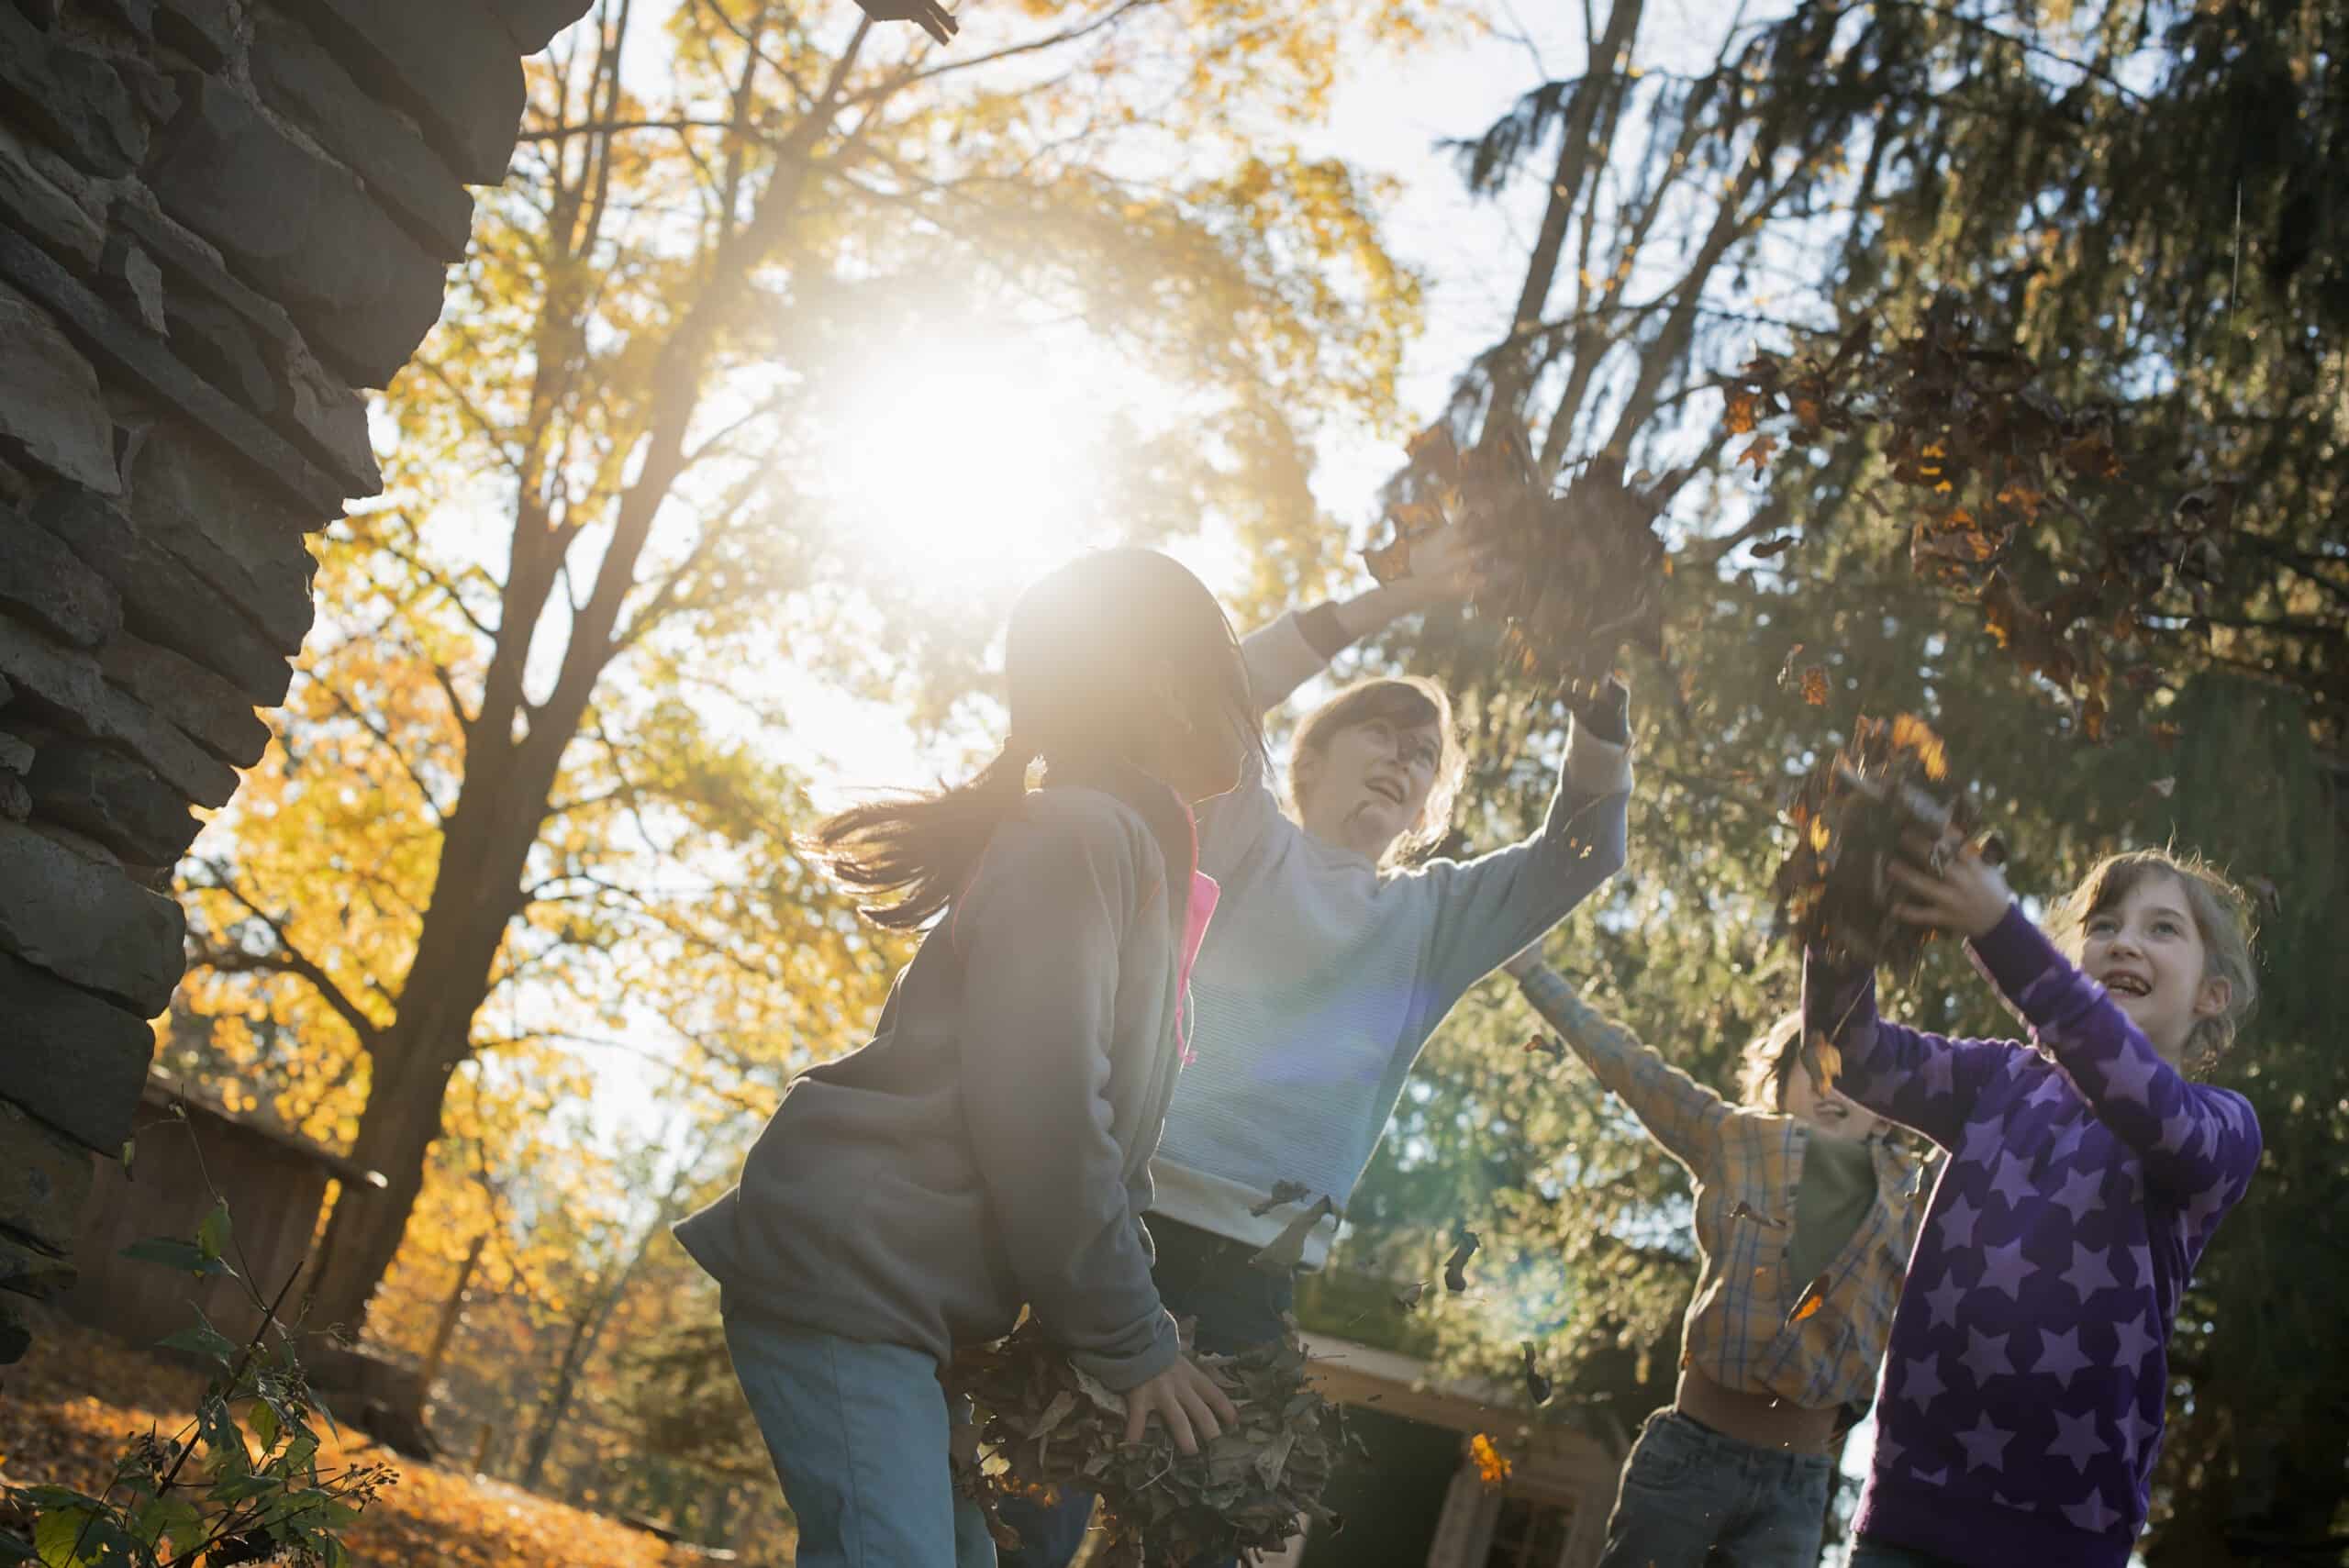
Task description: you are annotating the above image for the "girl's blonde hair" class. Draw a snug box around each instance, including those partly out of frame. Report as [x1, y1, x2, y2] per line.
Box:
[1286, 676, 1468, 866]
[2049, 848, 2260, 1066]
[1737, 1013, 1808, 1110]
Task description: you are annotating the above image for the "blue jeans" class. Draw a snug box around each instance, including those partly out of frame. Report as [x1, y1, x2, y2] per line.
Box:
[996, 1218, 1297, 1568]
[1595, 1408, 1834, 1568]
[724, 1312, 996, 1568]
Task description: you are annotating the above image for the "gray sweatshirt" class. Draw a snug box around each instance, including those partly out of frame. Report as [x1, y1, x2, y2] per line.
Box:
[674, 765, 1202, 1391]
[1149, 611, 1632, 1266]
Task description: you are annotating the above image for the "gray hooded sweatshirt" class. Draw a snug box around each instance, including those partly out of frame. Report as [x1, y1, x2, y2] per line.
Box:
[674, 763, 1203, 1392]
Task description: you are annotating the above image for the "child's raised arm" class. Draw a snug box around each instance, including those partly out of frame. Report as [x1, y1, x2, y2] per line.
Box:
[1968, 907, 2262, 1211]
[1507, 954, 1727, 1173]
[1800, 946, 2011, 1151]
[950, 797, 1178, 1393]
[1419, 684, 1633, 1005]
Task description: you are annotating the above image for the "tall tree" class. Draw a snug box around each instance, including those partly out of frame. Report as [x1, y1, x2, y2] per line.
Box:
[1329, 0, 2343, 1554]
[178, 0, 1432, 1340]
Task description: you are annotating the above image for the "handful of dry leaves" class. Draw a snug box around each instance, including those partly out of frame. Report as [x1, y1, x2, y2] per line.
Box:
[946, 1318, 1353, 1567]
[1774, 714, 1996, 984]
[1723, 292, 2236, 743]
[1366, 426, 1670, 692]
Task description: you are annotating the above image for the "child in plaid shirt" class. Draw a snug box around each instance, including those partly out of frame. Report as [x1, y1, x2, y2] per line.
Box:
[1503, 951, 1931, 1568]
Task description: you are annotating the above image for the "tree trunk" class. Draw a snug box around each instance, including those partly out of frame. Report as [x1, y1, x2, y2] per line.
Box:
[519, 1284, 621, 1490]
[418, 1230, 486, 1412]
[302, 771, 551, 1338]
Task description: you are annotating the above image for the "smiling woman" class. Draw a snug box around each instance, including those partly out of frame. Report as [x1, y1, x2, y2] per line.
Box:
[823, 339, 1115, 586]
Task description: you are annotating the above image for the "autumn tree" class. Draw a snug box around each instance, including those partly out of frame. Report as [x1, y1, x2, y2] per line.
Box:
[175, 0, 1435, 1342]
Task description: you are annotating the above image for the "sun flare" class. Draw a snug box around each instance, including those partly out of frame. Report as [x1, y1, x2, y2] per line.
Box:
[825, 340, 1114, 587]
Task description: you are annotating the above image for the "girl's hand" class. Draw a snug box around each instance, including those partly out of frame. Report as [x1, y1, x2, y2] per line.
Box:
[1887, 828, 2013, 940]
[1121, 1356, 1241, 1454]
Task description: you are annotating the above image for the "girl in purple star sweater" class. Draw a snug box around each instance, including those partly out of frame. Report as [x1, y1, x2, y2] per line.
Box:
[1803, 842, 2262, 1568]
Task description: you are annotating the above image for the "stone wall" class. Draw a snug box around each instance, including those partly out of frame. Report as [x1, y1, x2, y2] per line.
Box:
[0, 0, 589, 1366]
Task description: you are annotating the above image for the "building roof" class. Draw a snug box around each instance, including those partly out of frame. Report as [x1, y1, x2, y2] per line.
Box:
[140, 1072, 389, 1189]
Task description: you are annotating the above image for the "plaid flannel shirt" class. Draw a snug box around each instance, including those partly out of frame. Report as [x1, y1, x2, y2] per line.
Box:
[1519, 964, 1929, 1413]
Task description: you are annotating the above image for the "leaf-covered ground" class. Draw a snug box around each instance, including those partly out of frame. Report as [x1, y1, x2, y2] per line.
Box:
[0, 1317, 754, 1566]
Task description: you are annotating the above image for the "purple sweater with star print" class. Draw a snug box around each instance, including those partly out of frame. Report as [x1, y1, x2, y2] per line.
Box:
[1803, 906, 2261, 1568]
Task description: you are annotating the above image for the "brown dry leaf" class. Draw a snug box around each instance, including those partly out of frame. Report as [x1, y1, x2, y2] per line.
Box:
[1520, 1342, 1553, 1407]
[1739, 434, 1778, 473]
[1249, 1180, 1314, 1218]
[1443, 1227, 1482, 1294]
[1726, 389, 1758, 435]
[1250, 1195, 1335, 1273]
[1801, 667, 1830, 706]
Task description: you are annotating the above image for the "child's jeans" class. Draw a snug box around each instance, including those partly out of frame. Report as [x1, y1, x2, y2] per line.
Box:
[1596, 1407, 1834, 1568]
[724, 1311, 996, 1568]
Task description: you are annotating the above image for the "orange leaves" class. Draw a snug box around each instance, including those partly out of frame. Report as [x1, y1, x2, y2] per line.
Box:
[1787, 1272, 1833, 1325]
[1738, 433, 1778, 473]
[1778, 642, 1827, 706]
[1725, 388, 1759, 435]
[1775, 714, 1981, 973]
[1890, 714, 1949, 781]
[1470, 1432, 1514, 1488]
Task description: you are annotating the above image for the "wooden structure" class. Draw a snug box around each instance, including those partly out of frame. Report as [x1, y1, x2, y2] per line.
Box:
[66, 1073, 384, 1348]
[1288, 1333, 1626, 1568]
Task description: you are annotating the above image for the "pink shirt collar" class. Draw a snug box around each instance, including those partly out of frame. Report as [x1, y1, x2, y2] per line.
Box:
[1175, 869, 1219, 1064]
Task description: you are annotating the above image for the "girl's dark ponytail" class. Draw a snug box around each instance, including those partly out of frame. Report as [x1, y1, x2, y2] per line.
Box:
[806, 735, 1036, 931]
[807, 548, 1256, 931]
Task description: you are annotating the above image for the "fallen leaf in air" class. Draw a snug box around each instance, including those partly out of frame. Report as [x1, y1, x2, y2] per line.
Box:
[1443, 1227, 1482, 1293]
[1250, 1180, 1313, 1218]
[1520, 1342, 1553, 1407]
[1250, 1195, 1335, 1273]
[1470, 1433, 1513, 1488]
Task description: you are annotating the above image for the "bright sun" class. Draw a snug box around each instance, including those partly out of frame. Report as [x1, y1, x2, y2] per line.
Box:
[824, 339, 1114, 587]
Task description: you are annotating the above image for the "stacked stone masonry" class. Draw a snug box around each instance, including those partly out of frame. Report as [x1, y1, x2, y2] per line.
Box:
[0, 0, 591, 1365]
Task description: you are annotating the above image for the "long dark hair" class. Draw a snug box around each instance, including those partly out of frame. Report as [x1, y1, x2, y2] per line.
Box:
[808, 549, 1261, 929]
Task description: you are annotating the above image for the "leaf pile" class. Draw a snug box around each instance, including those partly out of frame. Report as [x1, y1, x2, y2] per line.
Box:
[944, 1318, 1351, 1568]
[0, 1318, 721, 1568]
[1366, 425, 1670, 691]
[1725, 291, 2236, 741]
[1774, 714, 1983, 980]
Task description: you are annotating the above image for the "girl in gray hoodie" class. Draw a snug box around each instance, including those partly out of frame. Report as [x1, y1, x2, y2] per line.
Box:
[676, 550, 1264, 1568]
